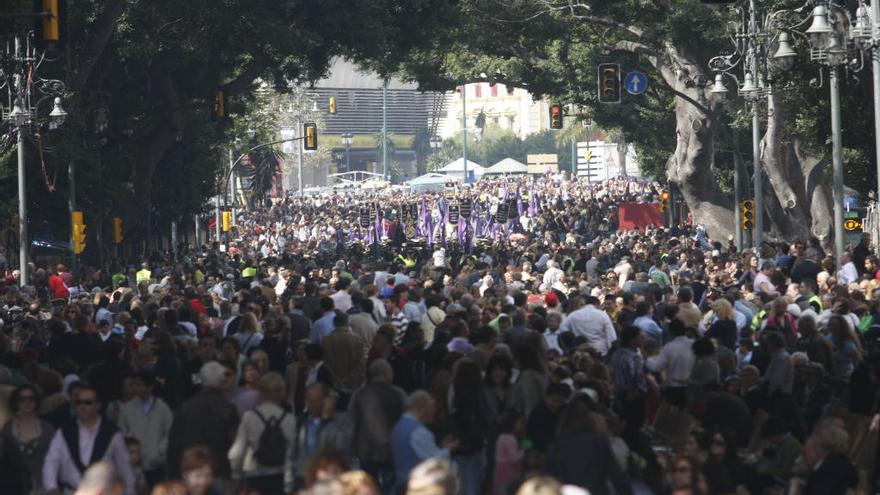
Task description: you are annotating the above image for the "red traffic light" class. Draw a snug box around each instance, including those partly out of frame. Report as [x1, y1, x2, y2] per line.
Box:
[551, 105, 562, 115]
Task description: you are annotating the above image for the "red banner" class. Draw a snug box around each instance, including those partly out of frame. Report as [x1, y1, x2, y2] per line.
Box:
[618, 203, 663, 231]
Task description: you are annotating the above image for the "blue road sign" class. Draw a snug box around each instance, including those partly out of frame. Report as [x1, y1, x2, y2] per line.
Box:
[625, 71, 648, 95]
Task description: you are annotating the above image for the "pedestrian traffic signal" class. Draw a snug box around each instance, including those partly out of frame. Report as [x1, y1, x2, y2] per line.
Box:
[112, 217, 123, 244]
[550, 104, 563, 129]
[741, 199, 755, 230]
[71, 210, 86, 255]
[329, 96, 337, 114]
[659, 192, 670, 211]
[222, 211, 232, 232]
[303, 123, 318, 151]
[213, 90, 226, 119]
[598, 63, 621, 103]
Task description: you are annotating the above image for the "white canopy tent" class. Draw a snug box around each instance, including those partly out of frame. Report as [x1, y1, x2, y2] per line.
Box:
[485, 158, 528, 175]
[437, 158, 485, 180]
[406, 172, 460, 193]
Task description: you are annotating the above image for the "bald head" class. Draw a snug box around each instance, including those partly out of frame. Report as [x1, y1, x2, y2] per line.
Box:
[74, 462, 124, 495]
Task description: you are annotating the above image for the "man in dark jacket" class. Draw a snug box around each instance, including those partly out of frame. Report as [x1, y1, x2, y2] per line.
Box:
[349, 359, 406, 490]
[546, 396, 632, 495]
[167, 361, 239, 479]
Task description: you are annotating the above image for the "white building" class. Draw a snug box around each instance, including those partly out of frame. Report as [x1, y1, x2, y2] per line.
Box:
[437, 83, 551, 140]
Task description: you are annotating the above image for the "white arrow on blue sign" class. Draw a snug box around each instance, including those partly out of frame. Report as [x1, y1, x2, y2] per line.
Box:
[624, 71, 648, 95]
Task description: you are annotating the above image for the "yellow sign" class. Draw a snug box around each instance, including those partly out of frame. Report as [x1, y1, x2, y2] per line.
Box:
[843, 219, 862, 232]
[583, 149, 592, 162]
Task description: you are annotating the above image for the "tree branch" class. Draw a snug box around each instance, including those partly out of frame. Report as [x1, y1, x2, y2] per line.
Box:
[527, 0, 645, 40]
[70, 0, 125, 90]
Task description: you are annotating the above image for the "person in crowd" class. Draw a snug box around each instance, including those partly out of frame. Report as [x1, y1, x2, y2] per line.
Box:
[73, 462, 125, 495]
[559, 296, 617, 356]
[2, 383, 56, 494]
[390, 391, 458, 491]
[707, 298, 738, 351]
[347, 359, 405, 491]
[287, 382, 350, 490]
[166, 362, 239, 481]
[609, 326, 647, 450]
[117, 371, 173, 487]
[42, 383, 135, 495]
[228, 372, 296, 494]
[545, 395, 632, 495]
[647, 319, 695, 409]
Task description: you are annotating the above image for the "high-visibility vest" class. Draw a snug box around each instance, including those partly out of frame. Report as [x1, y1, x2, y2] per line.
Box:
[136, 269, 151, 283]
[751, 309, 767, 330]
[808, 295, 823, 313]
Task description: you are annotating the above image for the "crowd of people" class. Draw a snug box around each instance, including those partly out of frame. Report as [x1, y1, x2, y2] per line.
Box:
[0, 174, 879, 495]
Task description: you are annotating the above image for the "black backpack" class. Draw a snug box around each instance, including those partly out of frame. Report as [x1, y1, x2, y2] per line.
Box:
[253, 410, 288, 466]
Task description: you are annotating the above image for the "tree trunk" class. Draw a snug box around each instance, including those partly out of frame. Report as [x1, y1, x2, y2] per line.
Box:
[661, 45, 736, 241]
[762, 90, 834, 244]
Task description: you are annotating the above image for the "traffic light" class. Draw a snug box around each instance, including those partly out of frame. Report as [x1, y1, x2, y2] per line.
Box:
[71, 210, 86, 255]
[549, 104, 563, 129]
[112, 217, 123, 244]
[329, 96, 337, 114]
[303, 123, 318, 151]
[659, 192, 670, 211]
[40, 0, 62, 43]
[222, 211, 232, 232]
[741, 199, 755, 231]
[598, 63, 621, 103]
[213, 90, 226, 120]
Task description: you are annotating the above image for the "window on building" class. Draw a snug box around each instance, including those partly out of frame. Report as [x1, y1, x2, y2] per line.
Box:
[490, 84, 498, 97]
[508, 116, 515, 129]
[475, 83, 482, 98]
[492, 116, 499, 125]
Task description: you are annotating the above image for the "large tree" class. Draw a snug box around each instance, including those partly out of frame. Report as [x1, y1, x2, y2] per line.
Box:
[395, 0, 873, 243]
[2, 0, 458, 256]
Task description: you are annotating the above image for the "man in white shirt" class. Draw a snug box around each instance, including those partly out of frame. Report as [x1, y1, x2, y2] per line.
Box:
[559, 296, 617, 355]
[614, 257, 634, 289]
[753, 261, 779, 296]
[542, 261, 563, 290]
[647, 320, 695, 408]
[330, 278, 352, 314]
[43, 384, 135, 494]
[838, 253, 859, 285]
[432, 248, 446, 269]
[543, 313, 565, 354]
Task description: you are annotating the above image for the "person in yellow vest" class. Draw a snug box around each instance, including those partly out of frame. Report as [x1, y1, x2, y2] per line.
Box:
[136, 262, 152, 284]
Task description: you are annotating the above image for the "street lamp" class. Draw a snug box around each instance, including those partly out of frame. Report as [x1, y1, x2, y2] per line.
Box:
[772, 0, 871, 267]
[341, 132, 353, 172]
[2, 35, 68, 286]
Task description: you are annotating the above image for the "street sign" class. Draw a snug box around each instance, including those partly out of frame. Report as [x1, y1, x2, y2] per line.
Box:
[576, 141, 609, 181]
[844, 219, 862, 232]
[625, 71, 648, 95]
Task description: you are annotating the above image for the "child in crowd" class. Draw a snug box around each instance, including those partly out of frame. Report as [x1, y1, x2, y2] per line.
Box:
[125, 436, 150, 495]
[494, 411, 525, 494]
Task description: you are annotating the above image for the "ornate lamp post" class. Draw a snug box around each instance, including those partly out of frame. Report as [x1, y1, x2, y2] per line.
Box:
[2, 35, 67, 286]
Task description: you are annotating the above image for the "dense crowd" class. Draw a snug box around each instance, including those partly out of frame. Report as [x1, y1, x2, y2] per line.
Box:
[0, 175, 879, 495]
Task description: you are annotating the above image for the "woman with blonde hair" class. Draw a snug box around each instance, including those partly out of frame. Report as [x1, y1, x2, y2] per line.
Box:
[234, 312, 262, 355]
[706, 299, 738, 350]
[339, 470, 380, 495]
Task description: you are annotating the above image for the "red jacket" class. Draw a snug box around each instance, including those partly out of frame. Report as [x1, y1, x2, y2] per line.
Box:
[49, 274, 69, 300]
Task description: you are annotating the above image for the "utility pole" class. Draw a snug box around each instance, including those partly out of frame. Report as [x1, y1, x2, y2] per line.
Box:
[382, 79, 388, 180]
[461, 84, 468, 183]
[68, 160, 76, 275]
[750, 0, 763, 255]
